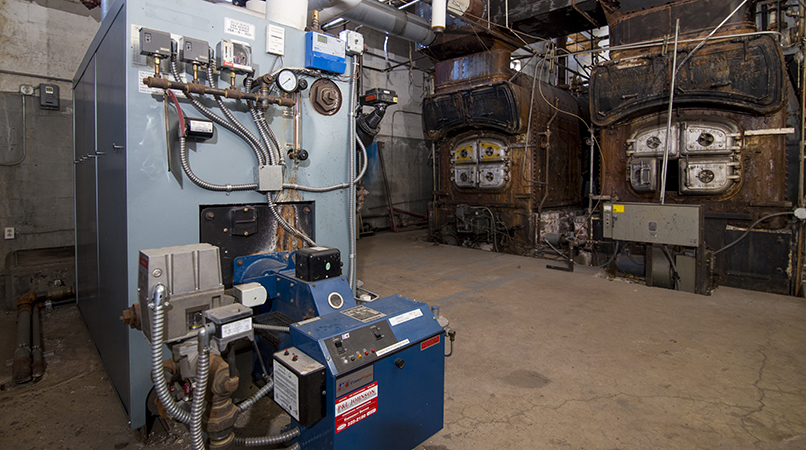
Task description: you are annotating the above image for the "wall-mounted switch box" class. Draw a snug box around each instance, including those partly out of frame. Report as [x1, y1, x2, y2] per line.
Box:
[5, 227, 15, 240]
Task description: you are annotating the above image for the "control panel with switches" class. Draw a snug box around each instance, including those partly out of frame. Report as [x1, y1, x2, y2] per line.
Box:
[325, 320, 397, 373]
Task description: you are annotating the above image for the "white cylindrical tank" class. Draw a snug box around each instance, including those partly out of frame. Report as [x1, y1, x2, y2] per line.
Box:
[266, 0, 309, 30]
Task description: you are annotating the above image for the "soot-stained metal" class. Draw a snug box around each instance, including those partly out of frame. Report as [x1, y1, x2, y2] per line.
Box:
[425, 28, 587, 255]
[592, 0, 801, 295]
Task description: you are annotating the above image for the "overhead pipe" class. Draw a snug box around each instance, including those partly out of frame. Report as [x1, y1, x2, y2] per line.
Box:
[312, 0, 484, 45]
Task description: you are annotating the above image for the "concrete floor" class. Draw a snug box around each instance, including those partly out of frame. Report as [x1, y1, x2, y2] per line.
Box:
[1, 230, 806, 449]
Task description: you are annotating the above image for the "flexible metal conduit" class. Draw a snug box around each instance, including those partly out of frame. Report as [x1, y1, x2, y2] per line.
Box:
[150, 285, 192, 424]
[237, 378, 274, 412]
[246, 78, 278, 165]
[206, 64, 270, 165]
[190, 327, 211, 450]
[169, 60, 266, 166]
[268, 193, 318, 247]
[234, 427, 301, 447]
[253, 323, 291, 333]
[179, 135, 258, 192]
[281, 136, 368, 192]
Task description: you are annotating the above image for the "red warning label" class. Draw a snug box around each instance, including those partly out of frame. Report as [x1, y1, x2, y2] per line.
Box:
[421, 335, 441, 351]
[139, 255, 148, 269]
[335, 382, 378, 434]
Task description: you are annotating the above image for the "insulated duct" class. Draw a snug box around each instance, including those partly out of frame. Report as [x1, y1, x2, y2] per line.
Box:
[310, 0, 437, 45]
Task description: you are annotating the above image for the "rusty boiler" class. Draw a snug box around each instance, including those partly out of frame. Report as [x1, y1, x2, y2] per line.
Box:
[424, 29, 588, 255]
[592, 0, 802, 294]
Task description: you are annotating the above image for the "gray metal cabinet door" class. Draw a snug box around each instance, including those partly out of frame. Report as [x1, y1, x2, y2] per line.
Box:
[74, 56, 100, 338]
[93, 12, 132, 414]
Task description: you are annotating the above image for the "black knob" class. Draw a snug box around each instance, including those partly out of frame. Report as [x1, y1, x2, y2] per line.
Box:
[298, 79, 308, 91]
[297, 149, 309, 161]
[394, 358, 405, 369]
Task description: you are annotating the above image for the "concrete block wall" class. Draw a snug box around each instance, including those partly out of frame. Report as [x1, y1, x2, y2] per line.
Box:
[0, 0, 100, 306]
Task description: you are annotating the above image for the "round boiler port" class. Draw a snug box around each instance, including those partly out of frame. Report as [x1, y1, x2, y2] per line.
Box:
[698, 169, 715, 184]
[328, 292, 345, 309]
[646, 136, 662, 149]
[698, 132, 715, 147]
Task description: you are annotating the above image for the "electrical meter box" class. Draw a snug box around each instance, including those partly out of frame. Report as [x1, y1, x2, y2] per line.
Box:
[39, 84, 59, 110]
[305, 31, 347, 74]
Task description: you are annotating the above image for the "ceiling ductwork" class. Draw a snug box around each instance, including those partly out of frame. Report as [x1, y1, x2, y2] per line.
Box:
[308, 0, 484, 46]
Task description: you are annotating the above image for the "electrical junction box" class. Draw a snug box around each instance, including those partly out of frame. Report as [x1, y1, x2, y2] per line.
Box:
[139, 27, 171, 58]
[295, 247, 342, 282]
[39, 84, 59, 110]
[273, 347, 326, 427]
[305, 31, 346, 74]
[339, 30, 363, 56]
[254, 165, 284, 192]
[234, 282, 267, 307]
[603, 203, 702, 247]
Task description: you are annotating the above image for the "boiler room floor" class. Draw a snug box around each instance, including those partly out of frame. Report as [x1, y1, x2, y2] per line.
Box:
[0, 230, 805, 450]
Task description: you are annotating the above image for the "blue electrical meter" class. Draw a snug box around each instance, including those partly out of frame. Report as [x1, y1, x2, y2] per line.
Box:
[305, 31, 347, 74]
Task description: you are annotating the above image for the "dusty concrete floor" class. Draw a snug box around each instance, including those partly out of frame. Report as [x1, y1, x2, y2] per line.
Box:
[1, 230, 805, 449]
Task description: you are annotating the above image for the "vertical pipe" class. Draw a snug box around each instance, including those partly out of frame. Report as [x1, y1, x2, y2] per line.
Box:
[31, 304, 44, 379]
[432, 0, 447, 32]
[349, 56, 359, 293]
[796, 3, 806, 296]
[588, 127, 595, 228]
[12, 294, 34, 384]
[660, 20, 680, 205]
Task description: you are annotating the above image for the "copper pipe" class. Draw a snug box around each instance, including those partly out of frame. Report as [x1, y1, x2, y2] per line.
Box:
[142, 77, 295, 108]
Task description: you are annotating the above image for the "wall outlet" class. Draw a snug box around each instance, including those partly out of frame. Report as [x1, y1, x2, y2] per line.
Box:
[4, 227, 14, 239]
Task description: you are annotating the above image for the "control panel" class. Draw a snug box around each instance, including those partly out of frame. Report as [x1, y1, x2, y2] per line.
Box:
[324, 320, 397, 373]
[305, 31, 346, 74]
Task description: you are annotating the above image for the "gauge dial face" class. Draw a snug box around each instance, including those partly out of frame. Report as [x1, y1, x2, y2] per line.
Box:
[277, 69, 298, 93]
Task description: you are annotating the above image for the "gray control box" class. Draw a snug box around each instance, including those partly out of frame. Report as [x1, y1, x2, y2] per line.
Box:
[137, 243, 229, 343]
[180, 36, 209, 64]
[603, 203, 701, 247]
[139, 27, 171, 58]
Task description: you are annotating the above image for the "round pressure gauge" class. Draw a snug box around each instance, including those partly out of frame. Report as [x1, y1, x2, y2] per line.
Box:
[276, 69, 299, 93]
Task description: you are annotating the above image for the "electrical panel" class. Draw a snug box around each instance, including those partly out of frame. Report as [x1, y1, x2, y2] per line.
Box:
[305, 31, 347, 74]
[602, 203, 702, 247]
[39, 84, 59, 110]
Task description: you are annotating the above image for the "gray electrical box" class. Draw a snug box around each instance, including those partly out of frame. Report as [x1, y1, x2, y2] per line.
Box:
[139, 27, 172, 58]
[180, 36, 210, 65]
[137, 243, 230, 343]
[603, 203, 702, 247]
